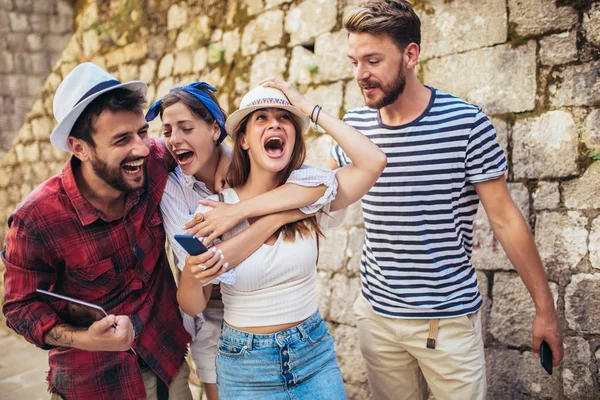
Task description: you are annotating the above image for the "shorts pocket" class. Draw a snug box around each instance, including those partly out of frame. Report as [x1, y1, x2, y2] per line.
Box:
[216, 338, 247, 358]
[307, 321, 329, 344]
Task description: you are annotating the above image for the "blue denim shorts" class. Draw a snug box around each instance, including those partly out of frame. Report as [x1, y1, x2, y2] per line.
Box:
[216, 311, 346, 399]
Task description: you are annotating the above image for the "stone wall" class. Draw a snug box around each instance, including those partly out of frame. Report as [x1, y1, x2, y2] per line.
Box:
[0, 0, 74, 160]
[1, 0, 599, 398]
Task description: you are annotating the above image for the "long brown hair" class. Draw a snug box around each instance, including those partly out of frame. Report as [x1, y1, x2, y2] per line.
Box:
[227, 109, 324, 242]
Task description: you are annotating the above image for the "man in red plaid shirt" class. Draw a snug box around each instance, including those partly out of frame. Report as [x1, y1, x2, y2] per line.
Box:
[2, 63, 195, 399]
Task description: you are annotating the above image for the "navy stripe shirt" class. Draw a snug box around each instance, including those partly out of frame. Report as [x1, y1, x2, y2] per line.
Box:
[331, 87, 507, 318]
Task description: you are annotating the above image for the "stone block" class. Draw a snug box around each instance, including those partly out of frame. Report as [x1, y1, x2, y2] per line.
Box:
[508, 0, 577, 36]
[14, 0, 31, 12]
[315, 31, 354, 83]
[513, 111, 579, 179]
[123, 42, 148, 62]
[539, 30, 578, 66]
[566, 273, 600, 334]
[158, 53, 174, 79]
[8, 11, 28, 32]
[332, 324, 368, 385]
[316, 270, 331, 319]
[490, 117, 508, 154]
[148, 34, 167, 59]
[0, 50, 14, 74]
[490, 272, 558, 347]
[329, 273, 360, 326]
[241, 10, 284, 56]
[26, 75, 44, 97]
[242, 0, 264, 16]
[344, 383, 372, 400]
[424, 41, 536, 114]
[344, 81, 364, 113]
[535, 211, 588, 277]
[167, 3, 187, 31]
[155, 77, 175, 102]
[57, 35, 81, 63]
[562, 162, 600, 209]
[346, 227, 364, 277]
[192, 48, 208, 73]
[48, 14, 72, 34]
[317, 227, 348, 274]
[117, 64, 139, 83]
[583, 109, 600, 151]
[33, 1, 53, 13]
[288, 46, 317, 86]
[550, 61, 600, 107]
[28, 13, 48, 33]
[590, 217, 600, 271]
[533, 181, 560, 211]
[0, 11, 8, 33]
[79, 2, 97, 30]
[583, 3, 600, 47]
[420, 0, 506, 59]
[81, 29, 100, 59]
[562, 337, 596, 399]
[249, 48, 287, 88]
[221, 29, 240, 64]
[286, 0, 338, 47]
[476, 270, 490, 342]
[7, 32, 27, 51]
[265, 0, 290, 7]
[173, 50, 193, 75]
[105, 48, 126, 69]
[471, 183, 528, 271]
[135, 61, 155, 86]
[0, 0, 11, 10]
[305, 134, 333, 168]
[56, 0, 73, 17]
[305, 82, 344, 119]
[26, 33, 44, 52]
[486, 348, 561, 398]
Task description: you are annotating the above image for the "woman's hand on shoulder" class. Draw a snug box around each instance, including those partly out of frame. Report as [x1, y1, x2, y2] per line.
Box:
[258, 77, 313, 115]
[181, 247, 228, 286]
[186, 200, 245, 246]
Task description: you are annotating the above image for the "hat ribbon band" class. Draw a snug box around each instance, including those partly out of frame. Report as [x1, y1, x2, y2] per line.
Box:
[75, 79, 121, 106]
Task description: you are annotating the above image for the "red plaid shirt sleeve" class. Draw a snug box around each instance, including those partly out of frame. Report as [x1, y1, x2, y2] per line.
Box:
[2, 212, 64, 349]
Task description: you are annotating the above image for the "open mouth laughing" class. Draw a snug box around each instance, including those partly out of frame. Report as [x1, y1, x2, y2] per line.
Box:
[121, 158, 145, 175]
[263, 134, 286, 158]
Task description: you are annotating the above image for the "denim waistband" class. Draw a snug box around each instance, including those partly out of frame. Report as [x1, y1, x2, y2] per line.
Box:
[221, 310, 323, 349]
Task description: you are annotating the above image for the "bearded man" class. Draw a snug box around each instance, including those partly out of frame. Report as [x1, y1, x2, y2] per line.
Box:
[327, 1, 563, 399]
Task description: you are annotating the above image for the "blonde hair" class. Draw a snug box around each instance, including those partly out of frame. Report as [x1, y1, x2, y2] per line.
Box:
[344, 0, 421, 51]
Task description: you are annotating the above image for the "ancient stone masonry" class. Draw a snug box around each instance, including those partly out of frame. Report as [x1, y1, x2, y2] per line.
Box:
[0, 0, 75, 160]
[1, 0, 599, 398]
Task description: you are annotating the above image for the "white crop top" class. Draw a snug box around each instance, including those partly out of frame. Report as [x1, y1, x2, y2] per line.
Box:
[195, 188, 346, 327]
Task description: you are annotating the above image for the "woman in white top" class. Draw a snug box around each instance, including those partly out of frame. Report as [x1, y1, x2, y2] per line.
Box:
[178, 79, 386, 399]
[147, 82, 339, 399]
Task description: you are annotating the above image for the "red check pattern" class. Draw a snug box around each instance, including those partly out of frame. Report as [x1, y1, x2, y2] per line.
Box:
[2, 139, 190, 400]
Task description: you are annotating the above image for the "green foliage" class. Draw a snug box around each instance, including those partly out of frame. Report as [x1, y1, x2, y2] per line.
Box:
[589, 147, 600, 161]
[307, 64, 318, 76]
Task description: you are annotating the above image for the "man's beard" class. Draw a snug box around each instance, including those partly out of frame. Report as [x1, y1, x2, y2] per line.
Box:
[360, 61, 407, 109]
[90, 154, 147, 193]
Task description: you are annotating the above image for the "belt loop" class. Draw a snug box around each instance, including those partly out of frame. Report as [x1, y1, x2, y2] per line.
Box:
[297, 324, 309, 341]
[246, 332, 254, 351]
[427, 319, 439, 349]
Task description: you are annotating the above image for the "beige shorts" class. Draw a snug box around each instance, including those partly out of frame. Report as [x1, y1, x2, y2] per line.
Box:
[189, 304, 224, 384]
[354, 295, 486, 400]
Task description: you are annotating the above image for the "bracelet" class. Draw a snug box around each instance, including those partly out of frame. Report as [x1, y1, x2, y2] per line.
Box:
[310, 104, 319, 122]
[313, 106, 322, 130]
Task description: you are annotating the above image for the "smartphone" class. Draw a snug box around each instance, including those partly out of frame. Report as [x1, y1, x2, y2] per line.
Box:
[174, 234, 209, 256]
[540, 340, 552, 375]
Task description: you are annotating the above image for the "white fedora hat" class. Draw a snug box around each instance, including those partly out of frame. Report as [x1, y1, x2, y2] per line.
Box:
[225, 86, 310, 138]
[50, 62, 148, 152]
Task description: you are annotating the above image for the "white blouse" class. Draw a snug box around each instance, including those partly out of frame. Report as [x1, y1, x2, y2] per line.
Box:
[195, 187, 347, 327]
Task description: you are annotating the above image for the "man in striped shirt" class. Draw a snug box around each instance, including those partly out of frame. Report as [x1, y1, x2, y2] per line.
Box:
[328, 1, 563, 399]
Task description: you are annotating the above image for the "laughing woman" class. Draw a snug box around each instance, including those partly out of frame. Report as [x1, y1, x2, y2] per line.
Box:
[180, 79, 386, 399]
[147, 82, 341, 400]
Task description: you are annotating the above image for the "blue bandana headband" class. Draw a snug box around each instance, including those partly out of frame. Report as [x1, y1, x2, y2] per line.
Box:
[145, 82, 227, 145]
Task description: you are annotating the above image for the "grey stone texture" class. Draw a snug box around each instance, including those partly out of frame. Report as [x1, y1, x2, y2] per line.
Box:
[2, 1, 600, 397]
[490, 272, 558, 347]
[419, 0, 507, 59]
[512, 111, 579, 179]
[424, 41, 536, 114]
[550, 61, 600, 107]
[285, 0, 338, 47]
[565, 274, 600, 334]
[508, 0, 578, 36]
[535, 211, 588, 278]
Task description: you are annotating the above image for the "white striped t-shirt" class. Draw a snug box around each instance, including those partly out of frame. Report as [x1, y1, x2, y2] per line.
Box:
[331, 86, 507, 319]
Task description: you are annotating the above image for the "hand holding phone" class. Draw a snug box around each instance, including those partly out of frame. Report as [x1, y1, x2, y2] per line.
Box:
[540, 340, 553, 375]
[174, 234, 209, 255]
